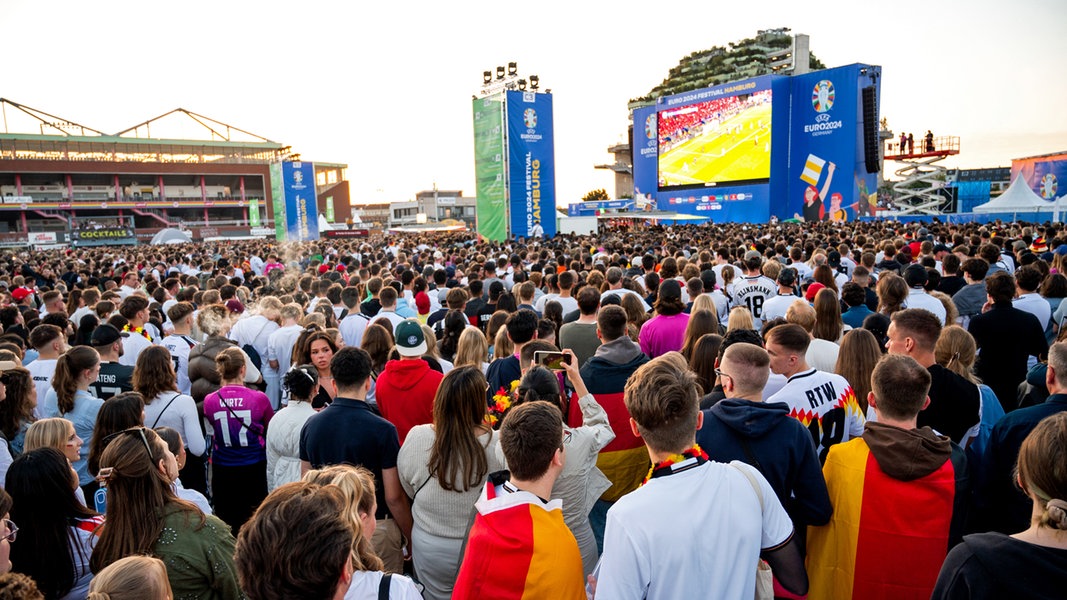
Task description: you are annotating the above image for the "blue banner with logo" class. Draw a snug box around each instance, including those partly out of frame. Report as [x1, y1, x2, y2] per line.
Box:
[786, 64, 880, 222]
[281, 162, 320, 241]
[632, 104, 658, 210]
[506, 91, 556, 238]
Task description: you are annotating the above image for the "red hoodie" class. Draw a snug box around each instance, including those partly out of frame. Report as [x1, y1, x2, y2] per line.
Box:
[375, 358, 443, 445]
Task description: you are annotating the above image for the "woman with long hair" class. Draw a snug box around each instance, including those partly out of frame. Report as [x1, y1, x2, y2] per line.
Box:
[203, 347, 274, 533]
[933, 413, 1067, 599]
[812, 264, 839, 295]
[437, 311, 467, 363]
[135, 345, 206, 493]
[877, 273, 909, 316]
[89, 426, 241, 598]
[507, 357, 614, 576]
[485, 310, 509, 360]
[1040, 273, 1067, 342]
[834, 329, 882, 415]
[542, 300, 564, 343]
[493, 326, 513, 361]
[24, 418, 83, 464]
[87, 556, 172, 600]
[813, 287, 845, 342]
[397, 366, 505, 599]
[292, 327, 337, 409]
[6, 447, 102, 599]
[360, 323, 394, 410]
[643, 272, 660, 307]
[935, 325, 1006, 466]
[153, 427, 212, 515]
[689, 333, 724, 399]
[0, 366, 35, 455]
[84, 390, 144, 501]
[41, 346, 102, 492]
[454, 327, 489, 374]
[265, 365, 319, 491]
[679, 310, 719, 362]
[302, 465, 422, 597]
[187, 304, 262, 408]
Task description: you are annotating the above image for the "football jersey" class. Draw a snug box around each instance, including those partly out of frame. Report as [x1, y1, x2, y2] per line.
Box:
[730, 275, 778, 327]
[90, 362, 134, 400]
[767, 368, 865, 462]
[162, 334, 198, 395]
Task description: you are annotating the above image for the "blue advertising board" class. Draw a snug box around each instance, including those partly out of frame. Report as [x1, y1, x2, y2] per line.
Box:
[786, 64, 880, 222]
[506, 91, 556, 238]
[632, 104, 658, 209]
[1013, 153, 1067, 202]
[281, 162, 319, 241]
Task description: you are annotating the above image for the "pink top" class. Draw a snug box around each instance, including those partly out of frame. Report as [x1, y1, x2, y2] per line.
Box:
[639, 313, 690, 359]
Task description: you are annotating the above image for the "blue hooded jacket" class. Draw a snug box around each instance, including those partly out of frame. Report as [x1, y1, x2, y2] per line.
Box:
[696, 398, 832, 529]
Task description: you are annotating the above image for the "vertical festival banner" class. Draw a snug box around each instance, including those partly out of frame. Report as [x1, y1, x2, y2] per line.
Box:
[505, 90, 556, 238]
[269, 163, 285, 241]
[281, 162, 320, 241]
[472, 95, 508, 241]
[249, 197, 261, 227]
[786, 64, 878, 222]
[631, 105, 658, 210]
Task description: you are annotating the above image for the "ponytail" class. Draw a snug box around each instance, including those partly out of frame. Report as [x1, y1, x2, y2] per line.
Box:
[53, 346, 99, 414]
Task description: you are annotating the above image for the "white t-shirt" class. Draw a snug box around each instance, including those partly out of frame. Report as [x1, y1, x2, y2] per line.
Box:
[344, 571, 423, 600]
[161, 334, 197, 395]
[119, 332, 154, 367]
[339, 312, 371, 348]
[595, 460, 792, 599]
[761, 292, 799, 323]
[903, 288, 947, 325]
[27, 358, 58, 411]
[767, 368, 865, 461]
[144, 391, 206, 456]
[229, 315, 280, 374]
[731, 275, 778, 327]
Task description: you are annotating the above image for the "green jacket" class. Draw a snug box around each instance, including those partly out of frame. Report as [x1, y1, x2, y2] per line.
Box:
[154, 504, 242, 600]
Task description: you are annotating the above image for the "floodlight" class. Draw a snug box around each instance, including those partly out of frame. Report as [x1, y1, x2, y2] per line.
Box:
[518, 79, 527, 91]
[483, 71, 492, 84]
[496, 66, 505, 80]
[508, 62, 518, 76]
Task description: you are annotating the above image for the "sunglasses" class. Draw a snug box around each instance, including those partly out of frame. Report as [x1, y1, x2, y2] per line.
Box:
[102, 427, 154, 461]
[714, 368, 733, 383]
[1, 519, 17, 543]
[560, 429, 572, 450]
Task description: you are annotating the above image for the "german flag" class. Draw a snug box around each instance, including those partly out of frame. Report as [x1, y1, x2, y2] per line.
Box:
[806, 436, 966, 600]
[567, 391, 650, 501]
[453, 474, 586, 600]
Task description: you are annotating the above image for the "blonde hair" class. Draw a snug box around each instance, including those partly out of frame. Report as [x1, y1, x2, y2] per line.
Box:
[691, 293, 717, 316]
[935, 325, 979, 384]
[24, 418, 74, 453]
[302, 465, 384, 572]
[725, 306, 754, 335]
[87, 556, 172, 600]
[455, 327, 488, 369]
[493, 326, 513, 360]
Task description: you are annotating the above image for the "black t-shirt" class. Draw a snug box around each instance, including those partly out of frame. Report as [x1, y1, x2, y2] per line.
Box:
[360, 298, 382, 318]
[920, 364, 980, 444]
[932, 532, 1067, 600]
[476, 302, 497, 332]
[937, 275, 966, 298]
[91, 361, 134, 400]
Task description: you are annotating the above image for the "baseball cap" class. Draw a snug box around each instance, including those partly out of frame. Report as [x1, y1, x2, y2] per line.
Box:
[903, 264, 928, 287]
[415, 293, 431, 315]
[225, 299, 245, 314]
[804, 282, 825, 302]
[394, 320, 427, 357]
[90, 324, 129, 347]
[744, 250, 762, 261]
[10, 288, 32, 302]
[828, 251, 842, 268]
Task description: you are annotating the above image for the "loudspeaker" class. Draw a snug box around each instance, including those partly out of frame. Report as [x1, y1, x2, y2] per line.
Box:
[861, 85, 880, 174]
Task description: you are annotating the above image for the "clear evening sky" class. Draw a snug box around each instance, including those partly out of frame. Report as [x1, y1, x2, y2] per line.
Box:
[2, 0, 1064, 205]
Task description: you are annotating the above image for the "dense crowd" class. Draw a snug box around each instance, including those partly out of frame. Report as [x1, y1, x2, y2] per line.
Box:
[0, 218, 1062, 599]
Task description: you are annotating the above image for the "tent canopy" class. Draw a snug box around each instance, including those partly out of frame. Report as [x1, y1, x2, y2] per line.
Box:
[150, 228, 192, 245]
[973, 175, 1052, 213]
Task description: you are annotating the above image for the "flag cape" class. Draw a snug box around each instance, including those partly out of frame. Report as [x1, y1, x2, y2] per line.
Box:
[567, 390, 650, 501]
[806, 437, 960, 600]
[453, 479, 585, 600]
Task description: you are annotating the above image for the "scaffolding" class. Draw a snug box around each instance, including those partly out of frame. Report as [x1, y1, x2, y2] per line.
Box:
[884, 135, 960, 215]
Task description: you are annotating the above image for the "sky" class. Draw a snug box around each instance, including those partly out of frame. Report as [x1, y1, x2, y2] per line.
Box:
[2, 0, 1065, 206]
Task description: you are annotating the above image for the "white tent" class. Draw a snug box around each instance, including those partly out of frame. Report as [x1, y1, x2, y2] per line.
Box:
[150, 228, 192, 245]
[973, 175, 1051, 213]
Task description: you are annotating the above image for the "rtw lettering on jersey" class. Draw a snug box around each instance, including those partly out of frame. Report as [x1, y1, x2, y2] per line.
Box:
[805, 381, 838, 409]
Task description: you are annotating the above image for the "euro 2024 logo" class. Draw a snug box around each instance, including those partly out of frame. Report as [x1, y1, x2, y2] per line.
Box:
[524, 108, 537, 130]
[645, 113, 656, 140]
[812, 80, 835, 113]
[293, 170, 303, 184]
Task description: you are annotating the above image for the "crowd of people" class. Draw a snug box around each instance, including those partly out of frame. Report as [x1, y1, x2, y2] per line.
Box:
[0, 217, 1061, 598]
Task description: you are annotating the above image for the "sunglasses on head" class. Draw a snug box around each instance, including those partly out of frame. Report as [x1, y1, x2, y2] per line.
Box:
[102, 426, 154, 461]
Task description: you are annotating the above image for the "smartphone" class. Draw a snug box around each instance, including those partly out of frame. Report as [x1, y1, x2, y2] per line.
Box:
[534, 351, 571, 371]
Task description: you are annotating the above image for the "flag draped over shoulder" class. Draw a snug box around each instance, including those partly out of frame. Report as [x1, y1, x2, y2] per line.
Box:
[453, 476, 586, 600]
[806, 436, 964, 600]
[567, 391, 650, 501]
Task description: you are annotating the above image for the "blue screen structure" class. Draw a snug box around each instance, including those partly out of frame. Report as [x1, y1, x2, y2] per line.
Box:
[632, 105, 659, 209]
[281, 162, 320, 241]
[506, 91, 556, 238]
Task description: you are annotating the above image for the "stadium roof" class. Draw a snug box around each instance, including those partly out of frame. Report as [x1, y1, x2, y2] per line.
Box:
[0, 99, 292, 163]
